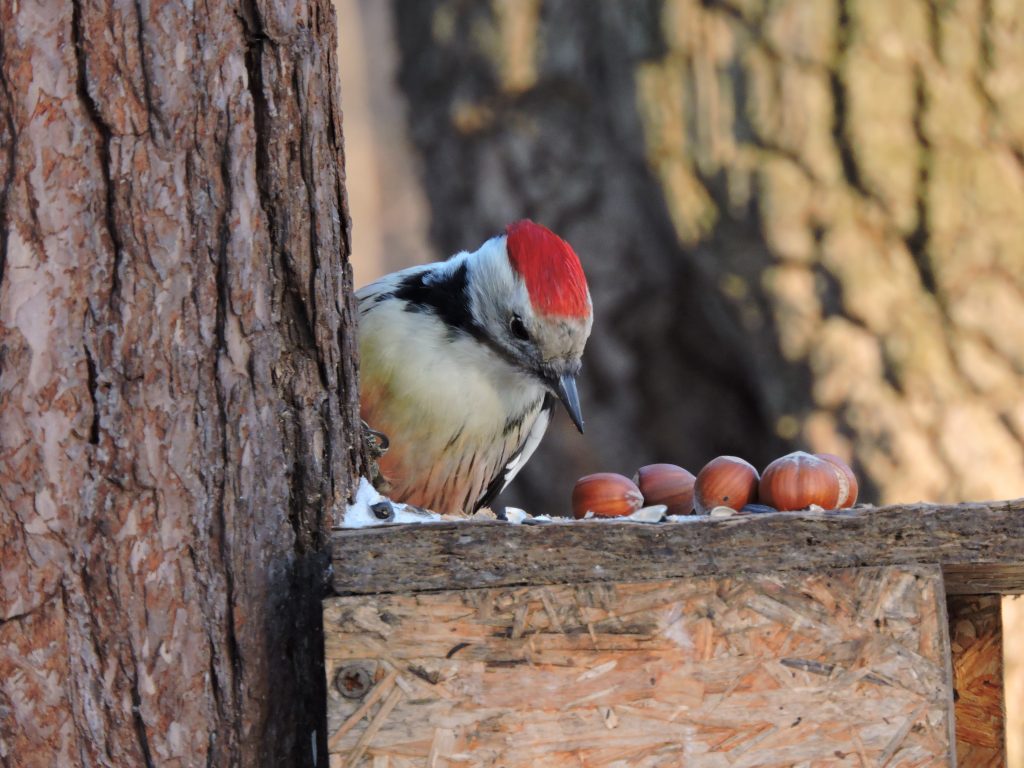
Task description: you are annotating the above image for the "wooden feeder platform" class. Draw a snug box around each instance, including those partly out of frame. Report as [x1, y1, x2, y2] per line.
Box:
[324, 499, 1023, 766]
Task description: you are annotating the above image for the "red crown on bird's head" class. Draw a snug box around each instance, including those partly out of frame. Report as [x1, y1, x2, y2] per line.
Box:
[505, 220, 590, 319]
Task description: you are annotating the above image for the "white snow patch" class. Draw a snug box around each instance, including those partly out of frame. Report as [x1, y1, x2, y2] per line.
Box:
[504, 507, 528, 524]
[342, 478, 442, 528]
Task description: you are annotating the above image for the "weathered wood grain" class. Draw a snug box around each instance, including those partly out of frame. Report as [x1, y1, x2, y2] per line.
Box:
[949, 595, 1006, 766]
[0, 0, 360, 763]
[332, 499, 1024, 596]
[325, 565, 955, 767]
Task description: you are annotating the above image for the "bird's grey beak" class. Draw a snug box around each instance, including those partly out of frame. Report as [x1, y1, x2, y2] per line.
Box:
[556, 373, 585, 433]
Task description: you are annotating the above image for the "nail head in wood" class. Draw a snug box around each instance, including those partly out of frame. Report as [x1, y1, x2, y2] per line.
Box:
[335, 665, 372, 700]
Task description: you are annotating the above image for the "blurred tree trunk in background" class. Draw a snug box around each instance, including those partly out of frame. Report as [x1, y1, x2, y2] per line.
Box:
[0, 1, 361, 766]
[391, 0, 1024, 514]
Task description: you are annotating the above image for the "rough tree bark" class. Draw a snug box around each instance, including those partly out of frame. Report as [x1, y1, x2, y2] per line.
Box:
[0, 1, 362, 766]
[391, 0, 1024, 514]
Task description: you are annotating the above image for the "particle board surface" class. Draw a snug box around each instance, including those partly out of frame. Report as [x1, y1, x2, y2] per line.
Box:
[331, 499, 1024, 596]
[949, 595, 1006, 767]
[324, 565, 955, 767]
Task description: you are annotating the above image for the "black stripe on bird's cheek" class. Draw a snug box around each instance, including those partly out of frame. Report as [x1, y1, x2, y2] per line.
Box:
[394, 263, 529, 370]
[394, 263, 480, 339]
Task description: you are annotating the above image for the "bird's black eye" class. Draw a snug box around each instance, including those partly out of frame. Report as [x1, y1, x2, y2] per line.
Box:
[509, 314, 530, 341]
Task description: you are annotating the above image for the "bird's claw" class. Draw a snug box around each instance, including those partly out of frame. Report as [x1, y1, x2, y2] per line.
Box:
[361, 420, 392, 492]
[361, 421, 390, 458]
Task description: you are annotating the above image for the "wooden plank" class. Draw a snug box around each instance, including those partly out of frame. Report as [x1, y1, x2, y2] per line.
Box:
[948, 595, 1006, 767]
[332, 498, 1024, 596]
[325, 565, 955, 767]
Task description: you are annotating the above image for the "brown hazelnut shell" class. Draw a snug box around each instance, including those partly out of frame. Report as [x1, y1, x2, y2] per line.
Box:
[572, 473, 644, 519]
[815, 453, 859, 507]
[633, 464, 696, 516]
[759, 452, 841, 511]
[693, 456, 759, 515]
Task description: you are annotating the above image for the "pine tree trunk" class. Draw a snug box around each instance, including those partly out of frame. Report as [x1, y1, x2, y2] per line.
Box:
[391, 0, 1024, 512]
[0, 1, 362, 765]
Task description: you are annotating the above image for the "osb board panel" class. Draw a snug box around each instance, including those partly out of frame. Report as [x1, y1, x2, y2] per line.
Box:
[949, 595, 1005, 767]
[331, 499, 1024, 596]
[324, 565, 955, 767]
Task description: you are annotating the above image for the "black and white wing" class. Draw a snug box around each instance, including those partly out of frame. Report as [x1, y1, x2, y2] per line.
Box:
[474, 394, 554, 511]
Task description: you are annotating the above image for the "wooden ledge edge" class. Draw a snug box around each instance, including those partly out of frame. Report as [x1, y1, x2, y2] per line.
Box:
[330, 498, 1024, 596]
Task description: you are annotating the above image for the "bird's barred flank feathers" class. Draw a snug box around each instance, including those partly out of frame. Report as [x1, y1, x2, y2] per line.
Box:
[505, 220, 590, 319]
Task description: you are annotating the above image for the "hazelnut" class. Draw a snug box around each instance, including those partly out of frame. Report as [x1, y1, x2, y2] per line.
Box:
[759, 452, 840, 511]
[633, 464, 696, 516]
[815, 453, 859, 507]
[572, 473, 644, 519]
[693, 456, 759, 514]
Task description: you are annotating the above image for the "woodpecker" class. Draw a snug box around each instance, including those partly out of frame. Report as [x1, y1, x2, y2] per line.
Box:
[357, 220, 593, 515]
